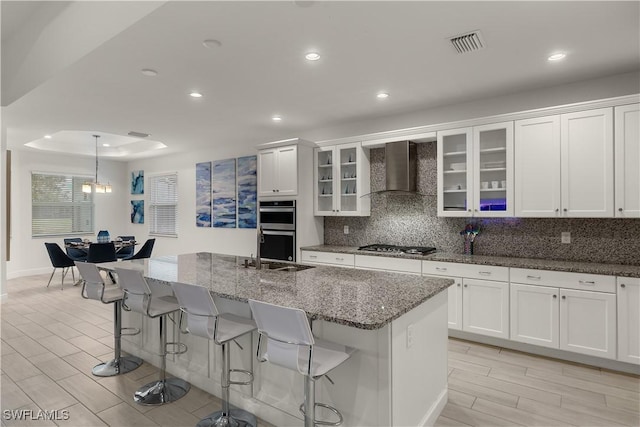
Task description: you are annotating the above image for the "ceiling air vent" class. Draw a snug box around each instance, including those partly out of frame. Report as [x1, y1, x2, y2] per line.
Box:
[128, 131, 150, 138]
[449, 30, 485, 54]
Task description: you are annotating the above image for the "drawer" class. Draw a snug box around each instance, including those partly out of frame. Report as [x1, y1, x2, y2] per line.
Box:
[422, 261, 509, 282]
[355, 255, 422, 274]
[511, 268, 615, 293]
[300, 250, 354, 267]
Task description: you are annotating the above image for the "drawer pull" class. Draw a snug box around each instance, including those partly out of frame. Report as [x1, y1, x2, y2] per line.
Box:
[479, 271, 492, 276]
[436, 267, 448, 272]
[336, 257, 344, 261]
[309, 255, 317, 259]
[578, 280, 596, 286]
[526, 275, 541, 280]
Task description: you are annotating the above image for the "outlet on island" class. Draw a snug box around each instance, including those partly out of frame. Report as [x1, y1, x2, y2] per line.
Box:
[344, 225, 349, 234]
[561, 231, 571, 244]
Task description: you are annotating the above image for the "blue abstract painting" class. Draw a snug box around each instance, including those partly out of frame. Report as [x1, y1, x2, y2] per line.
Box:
[131, 170, 144, 194]
[196, 162, 212, 227]
[131, 200, 144, 224]
[237, 155, 257, 228]
[212, 158, 236, 228]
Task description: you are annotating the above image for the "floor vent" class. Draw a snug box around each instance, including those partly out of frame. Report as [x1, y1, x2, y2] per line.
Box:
[449, 31, 485, 54]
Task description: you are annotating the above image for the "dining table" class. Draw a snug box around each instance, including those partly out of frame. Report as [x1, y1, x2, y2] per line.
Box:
[65, 239, 137, 254]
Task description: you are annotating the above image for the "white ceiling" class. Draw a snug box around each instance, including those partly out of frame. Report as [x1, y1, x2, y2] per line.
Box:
[2, 1, 639, 161]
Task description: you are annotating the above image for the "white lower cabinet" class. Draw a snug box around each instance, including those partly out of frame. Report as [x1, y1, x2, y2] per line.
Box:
[617, 277, 640, 364]
[462, 279, 510, 339]
[510, 283, 559, 349]
[559, 288, 616, 359]
[447, 278, 463, 330]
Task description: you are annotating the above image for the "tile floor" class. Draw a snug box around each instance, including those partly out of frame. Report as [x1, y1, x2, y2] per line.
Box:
[1, 272, 639, 426]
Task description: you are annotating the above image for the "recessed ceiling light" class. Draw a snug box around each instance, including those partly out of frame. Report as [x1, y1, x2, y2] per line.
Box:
[102, 143, 110, 147]
[305, 52, 321, 61]
[272, 116, 282, 122]
[548, 52, 566, 61]
[377, 92, 390, 99]
[44, 135, 52, 139]
[203, 39, 222, 49]
[141, 68, 158, 77]
[190, 92, 203, 98]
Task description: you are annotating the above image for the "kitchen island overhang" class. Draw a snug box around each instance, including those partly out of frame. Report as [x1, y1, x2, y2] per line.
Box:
[101, 253, 453, 427]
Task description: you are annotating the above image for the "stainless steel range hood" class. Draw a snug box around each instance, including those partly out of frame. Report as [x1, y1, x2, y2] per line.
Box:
[363, 140, 419, 196]
[385, 140, 417, 193]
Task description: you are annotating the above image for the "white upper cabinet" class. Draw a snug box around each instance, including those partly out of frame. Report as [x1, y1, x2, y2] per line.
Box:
[614, 103, 640, 218]
[438, 122, 513, 217]
[514, 107, 614, 217]
[258, 145, 298, 197]
[561, 108, 614, 217]
[314, 142, 370, 216]
[514, 116, 561, 217]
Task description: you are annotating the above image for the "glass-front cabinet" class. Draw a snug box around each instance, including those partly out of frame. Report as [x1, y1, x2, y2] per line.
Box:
[438, 122, 513, 217]
[314, 142, 370, 216]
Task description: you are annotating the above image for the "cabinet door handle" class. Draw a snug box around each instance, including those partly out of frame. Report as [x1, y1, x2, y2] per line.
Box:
[272, 189, 276, 192]
[619, 208, 623, 212]
[479, 271, 491, 276]
[436, 267, 448, 272]
[553, 294, 557, 298]
[457, 283, 461, 287]
[562, 295, 566, 299]
[464, 284, 468, 288]
[578, 280, 595, 286]
[620, 283, 626, 288]
[563, 208, 567, 212]
[526, 275, 541, 280]
[467, 209, 471, 212]
[555, 208, 559, 212]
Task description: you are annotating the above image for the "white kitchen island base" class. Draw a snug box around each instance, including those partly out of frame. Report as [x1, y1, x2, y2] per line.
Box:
[121, 289, 448, 427]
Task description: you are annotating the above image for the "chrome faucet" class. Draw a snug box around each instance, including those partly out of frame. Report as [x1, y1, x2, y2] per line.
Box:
[256, 226, 264, 270]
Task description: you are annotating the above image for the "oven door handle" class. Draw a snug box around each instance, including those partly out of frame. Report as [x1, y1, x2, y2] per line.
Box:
[262, 230, 295, 237]
[260, 223, 295, 231]
[259, 207, 295, 213]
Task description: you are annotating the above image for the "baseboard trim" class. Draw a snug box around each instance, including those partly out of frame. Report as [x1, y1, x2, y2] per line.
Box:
[420, 388, 448, 427]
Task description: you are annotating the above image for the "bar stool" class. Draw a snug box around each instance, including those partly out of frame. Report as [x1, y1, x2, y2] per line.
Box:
[248, 300, 355, 427]
[75, 262, 142, 376]
[115, 267, 191, 405]
[171, 281, 257, 427]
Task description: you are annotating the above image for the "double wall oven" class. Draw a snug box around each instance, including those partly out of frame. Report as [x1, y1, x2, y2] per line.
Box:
[259, 200, 296, 261]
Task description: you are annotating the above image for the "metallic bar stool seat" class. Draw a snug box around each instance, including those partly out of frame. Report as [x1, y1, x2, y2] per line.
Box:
[248, 300, 355, 427]
[115, 267, 191, 405]
[75, 262, 142, 376]
[171, 281, 257, 427]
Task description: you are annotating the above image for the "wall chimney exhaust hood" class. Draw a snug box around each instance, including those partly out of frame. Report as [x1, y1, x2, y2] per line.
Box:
[364, 140, 420, 196]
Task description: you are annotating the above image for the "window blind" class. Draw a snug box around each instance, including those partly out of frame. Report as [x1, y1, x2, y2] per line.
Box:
[32, 172, 94, 236]
[149, 172, 178, 236]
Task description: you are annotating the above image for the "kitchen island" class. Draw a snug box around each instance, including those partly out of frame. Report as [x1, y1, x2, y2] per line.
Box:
[102, 252, 453, 427]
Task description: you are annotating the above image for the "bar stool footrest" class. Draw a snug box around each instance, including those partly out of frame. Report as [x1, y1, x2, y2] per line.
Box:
[229, 369, 254, 386]
[165, 341, 188, 355]
[121, 327, 141, 336]
[197, 407, 257, 427]
[299, 402, 343, 426]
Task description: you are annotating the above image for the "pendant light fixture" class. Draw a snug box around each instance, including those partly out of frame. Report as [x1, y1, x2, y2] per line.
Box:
[82, 134, 112, 193]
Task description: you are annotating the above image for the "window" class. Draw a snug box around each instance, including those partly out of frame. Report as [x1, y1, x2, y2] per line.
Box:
[149, 172, 178, 236]
[31, 172, 94, 237]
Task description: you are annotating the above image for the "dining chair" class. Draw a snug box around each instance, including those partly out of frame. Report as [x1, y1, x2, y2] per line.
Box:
[44, 242, 76, 289]
[116, 235, 136, 259]
[63, 238, 88, 262]
[87, 242, 117, 263]
[124, 238, 155, 260]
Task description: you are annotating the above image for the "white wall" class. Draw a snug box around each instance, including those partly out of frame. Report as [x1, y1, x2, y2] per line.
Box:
[6, 70, 640, 280]
[120, 143, 259, 261]
[6, 149, 128, 278]
[1, 122, 7, 300]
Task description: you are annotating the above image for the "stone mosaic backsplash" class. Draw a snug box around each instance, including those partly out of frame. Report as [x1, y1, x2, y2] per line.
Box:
[324, 144, 640, 265]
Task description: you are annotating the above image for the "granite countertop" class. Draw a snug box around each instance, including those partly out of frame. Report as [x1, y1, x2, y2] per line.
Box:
[101, 253, 453, 330]
[300, 245, 640, 278]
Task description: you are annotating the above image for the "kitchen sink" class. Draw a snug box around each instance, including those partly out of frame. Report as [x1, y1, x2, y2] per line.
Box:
[240, 260, 315, 272]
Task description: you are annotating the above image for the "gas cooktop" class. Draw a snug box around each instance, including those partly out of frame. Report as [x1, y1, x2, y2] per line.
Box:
[358, 244, 436, 256]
